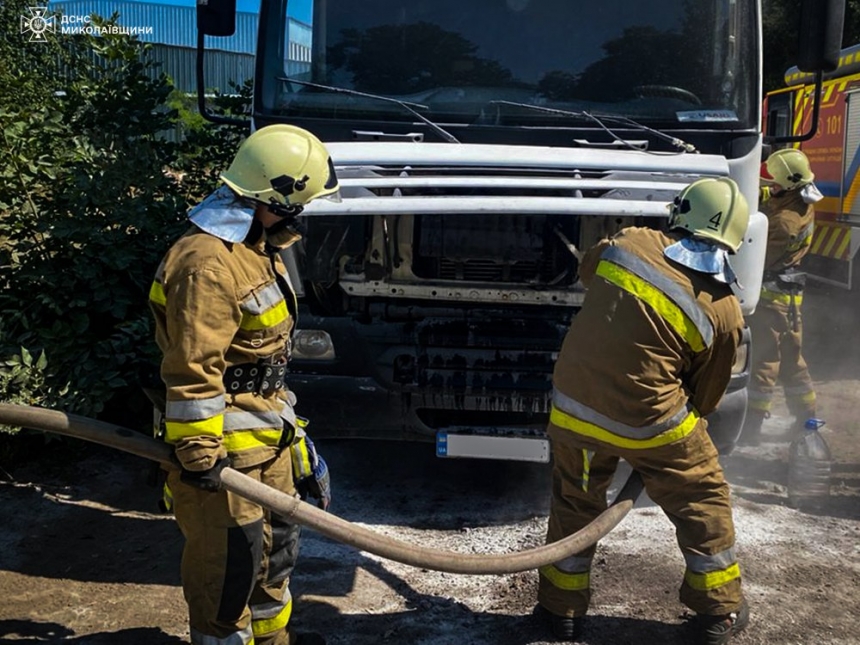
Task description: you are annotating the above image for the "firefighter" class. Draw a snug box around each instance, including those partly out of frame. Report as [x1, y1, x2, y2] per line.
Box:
[739, 148, 822, 446]
[148, 124, 339, 645]
[535, 178, 750, 645]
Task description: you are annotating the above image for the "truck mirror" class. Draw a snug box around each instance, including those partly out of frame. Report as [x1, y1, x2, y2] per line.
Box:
[796, 0, 845, 72]
[197, 0, 236, 37]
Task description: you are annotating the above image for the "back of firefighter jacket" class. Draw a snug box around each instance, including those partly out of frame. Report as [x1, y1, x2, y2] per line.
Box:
[761, 190, 814, 274]
[552, 227, 744, 444]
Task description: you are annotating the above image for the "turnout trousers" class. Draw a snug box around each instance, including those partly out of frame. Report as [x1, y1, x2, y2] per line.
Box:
[168, 447, 301, 645]
[538, 421, 743, 618]
[747, 299, 816, 420]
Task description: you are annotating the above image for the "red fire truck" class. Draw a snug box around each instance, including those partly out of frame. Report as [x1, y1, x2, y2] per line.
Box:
[764, 43, 860, 288]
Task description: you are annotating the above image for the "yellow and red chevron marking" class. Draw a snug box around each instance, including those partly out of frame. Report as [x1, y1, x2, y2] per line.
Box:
[791, 78, 854, 135]
[810, 222, 852, 259]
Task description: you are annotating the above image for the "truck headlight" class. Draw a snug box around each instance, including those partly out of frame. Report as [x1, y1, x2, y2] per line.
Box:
[292, 330, 336, 360]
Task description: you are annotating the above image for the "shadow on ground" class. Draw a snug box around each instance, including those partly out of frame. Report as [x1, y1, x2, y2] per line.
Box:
[0, 621, 184, 644]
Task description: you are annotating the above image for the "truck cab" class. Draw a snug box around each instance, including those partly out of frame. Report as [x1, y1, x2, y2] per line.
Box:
[195, 0, 842, 459]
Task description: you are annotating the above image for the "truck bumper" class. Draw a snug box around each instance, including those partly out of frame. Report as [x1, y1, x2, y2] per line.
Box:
[287, 372, 749, 454]
[288, 317, 750, 457]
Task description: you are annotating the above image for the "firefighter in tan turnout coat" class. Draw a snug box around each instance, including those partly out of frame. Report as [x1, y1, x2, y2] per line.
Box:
[149, 125, 338, 645]
[741, 148, 821, 445]
[536, 178, 750, 645]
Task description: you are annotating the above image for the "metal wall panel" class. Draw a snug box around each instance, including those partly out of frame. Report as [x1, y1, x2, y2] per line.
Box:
[149, 44, 254, 92]
[49, 0, 258, 53]
[49, 3, 312, 94]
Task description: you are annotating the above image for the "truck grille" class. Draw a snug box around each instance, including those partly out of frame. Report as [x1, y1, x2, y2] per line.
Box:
[375, 313, 568, 426]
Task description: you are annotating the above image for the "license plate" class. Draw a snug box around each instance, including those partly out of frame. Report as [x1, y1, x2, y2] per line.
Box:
[436, 431, 550, 463]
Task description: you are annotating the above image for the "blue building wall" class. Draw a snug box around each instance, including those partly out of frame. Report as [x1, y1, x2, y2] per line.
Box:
[50, 0, 258, 53]
[49, 0, 312, 92]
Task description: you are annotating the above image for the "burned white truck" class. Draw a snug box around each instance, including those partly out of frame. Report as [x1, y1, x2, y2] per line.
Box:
[196, 0, 844, 459]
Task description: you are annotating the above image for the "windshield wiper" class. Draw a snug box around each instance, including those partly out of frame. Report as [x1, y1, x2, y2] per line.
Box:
[277, 77, 460, 144]
[489, 101, 698, 154]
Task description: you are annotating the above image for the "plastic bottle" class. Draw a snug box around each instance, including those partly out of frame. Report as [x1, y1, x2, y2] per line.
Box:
[787, 418, 832, 511]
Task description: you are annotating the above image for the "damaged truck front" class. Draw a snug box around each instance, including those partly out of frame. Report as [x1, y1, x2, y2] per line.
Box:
[194, 0, 842, 460]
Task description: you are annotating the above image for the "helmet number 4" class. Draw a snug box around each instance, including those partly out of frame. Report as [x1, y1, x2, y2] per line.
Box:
[707, 211, 723, 230]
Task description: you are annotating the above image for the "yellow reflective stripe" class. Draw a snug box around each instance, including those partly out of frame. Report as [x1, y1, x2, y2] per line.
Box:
[596, 261, 706, 352]
[162, 482, 174, 512]
[786, 238, 811, 252]
[581, 449, 593, 492]
[222, 428, 283, 453]
[290, 437, 313, 479]
[748, 399, 772, 412]
[165, 414, 224, 441]
[794, 390, 816, 404]
[684, 562, 741, 591]
[550, 406, 699, 450]
[252, 598, 293, 636]
[760, 289, 803, 305]
[240, 300, 288, 330]
[539, 564, 590, 591]
[149, 281, 166, 306]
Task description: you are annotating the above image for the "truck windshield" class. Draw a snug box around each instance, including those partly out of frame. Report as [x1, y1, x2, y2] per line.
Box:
[257, 0, 757, 129]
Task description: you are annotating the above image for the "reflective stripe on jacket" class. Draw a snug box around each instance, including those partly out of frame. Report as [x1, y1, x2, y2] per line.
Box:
[758, 191, 814, 310]
[149, 226, 297, 468]
[551, 227, 744, 448]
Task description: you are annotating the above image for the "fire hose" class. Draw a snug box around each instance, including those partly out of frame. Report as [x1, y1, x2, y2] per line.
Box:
[0, 403, 643, 575]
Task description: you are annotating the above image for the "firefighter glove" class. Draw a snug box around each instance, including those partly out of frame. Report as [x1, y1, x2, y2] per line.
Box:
[179, 456, 232, 492]
[291, 435, 331, 510]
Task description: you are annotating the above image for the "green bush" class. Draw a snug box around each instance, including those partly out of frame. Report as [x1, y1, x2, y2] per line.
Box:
[0, 0, 251, 431]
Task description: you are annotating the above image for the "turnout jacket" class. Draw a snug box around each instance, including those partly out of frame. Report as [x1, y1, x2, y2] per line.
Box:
[149, 226, 298, 470]
[761, 190, 815, 274]
[759, 189, 815, 308]
[550, 227, 745, 449]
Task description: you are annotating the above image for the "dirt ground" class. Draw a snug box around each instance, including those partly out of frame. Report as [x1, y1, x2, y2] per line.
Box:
[0, 283, 859, 645]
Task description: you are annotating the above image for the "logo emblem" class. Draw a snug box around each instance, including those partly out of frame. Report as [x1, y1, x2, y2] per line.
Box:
[21, 6, 56, 42]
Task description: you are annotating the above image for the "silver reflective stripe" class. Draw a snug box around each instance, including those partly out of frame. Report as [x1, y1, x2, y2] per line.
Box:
[602, 245, 714, 349]
[552, 389, 692, 440]
[190, 624, 253, 645]
[784, 384, 814, 396]
[223, 409, 283, 431]
[241, 281, 284, 315]
[797, 221, 814, 241]
[684, 547, 737, 573]
[251, 590, 292, 620]
[554, 554, 592, 574]
[165, 395, 226, 421]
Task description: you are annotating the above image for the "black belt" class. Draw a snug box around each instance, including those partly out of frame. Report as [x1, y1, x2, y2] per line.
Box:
[224, 358, 288, 396]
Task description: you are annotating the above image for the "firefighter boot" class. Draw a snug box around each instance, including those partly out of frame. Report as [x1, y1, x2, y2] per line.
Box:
[738, 410, 766, 446]
[533, 605, 584, 641]
[696, 599, 750, 645]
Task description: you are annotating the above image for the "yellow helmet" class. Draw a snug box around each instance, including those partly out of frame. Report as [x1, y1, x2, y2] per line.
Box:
[764, 148, 814, 190]
[668, 178, 750, 253]
[221, 124, 339, 208]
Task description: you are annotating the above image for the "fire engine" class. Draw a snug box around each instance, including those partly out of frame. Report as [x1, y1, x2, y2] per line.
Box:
[764, 43, 860, 289]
